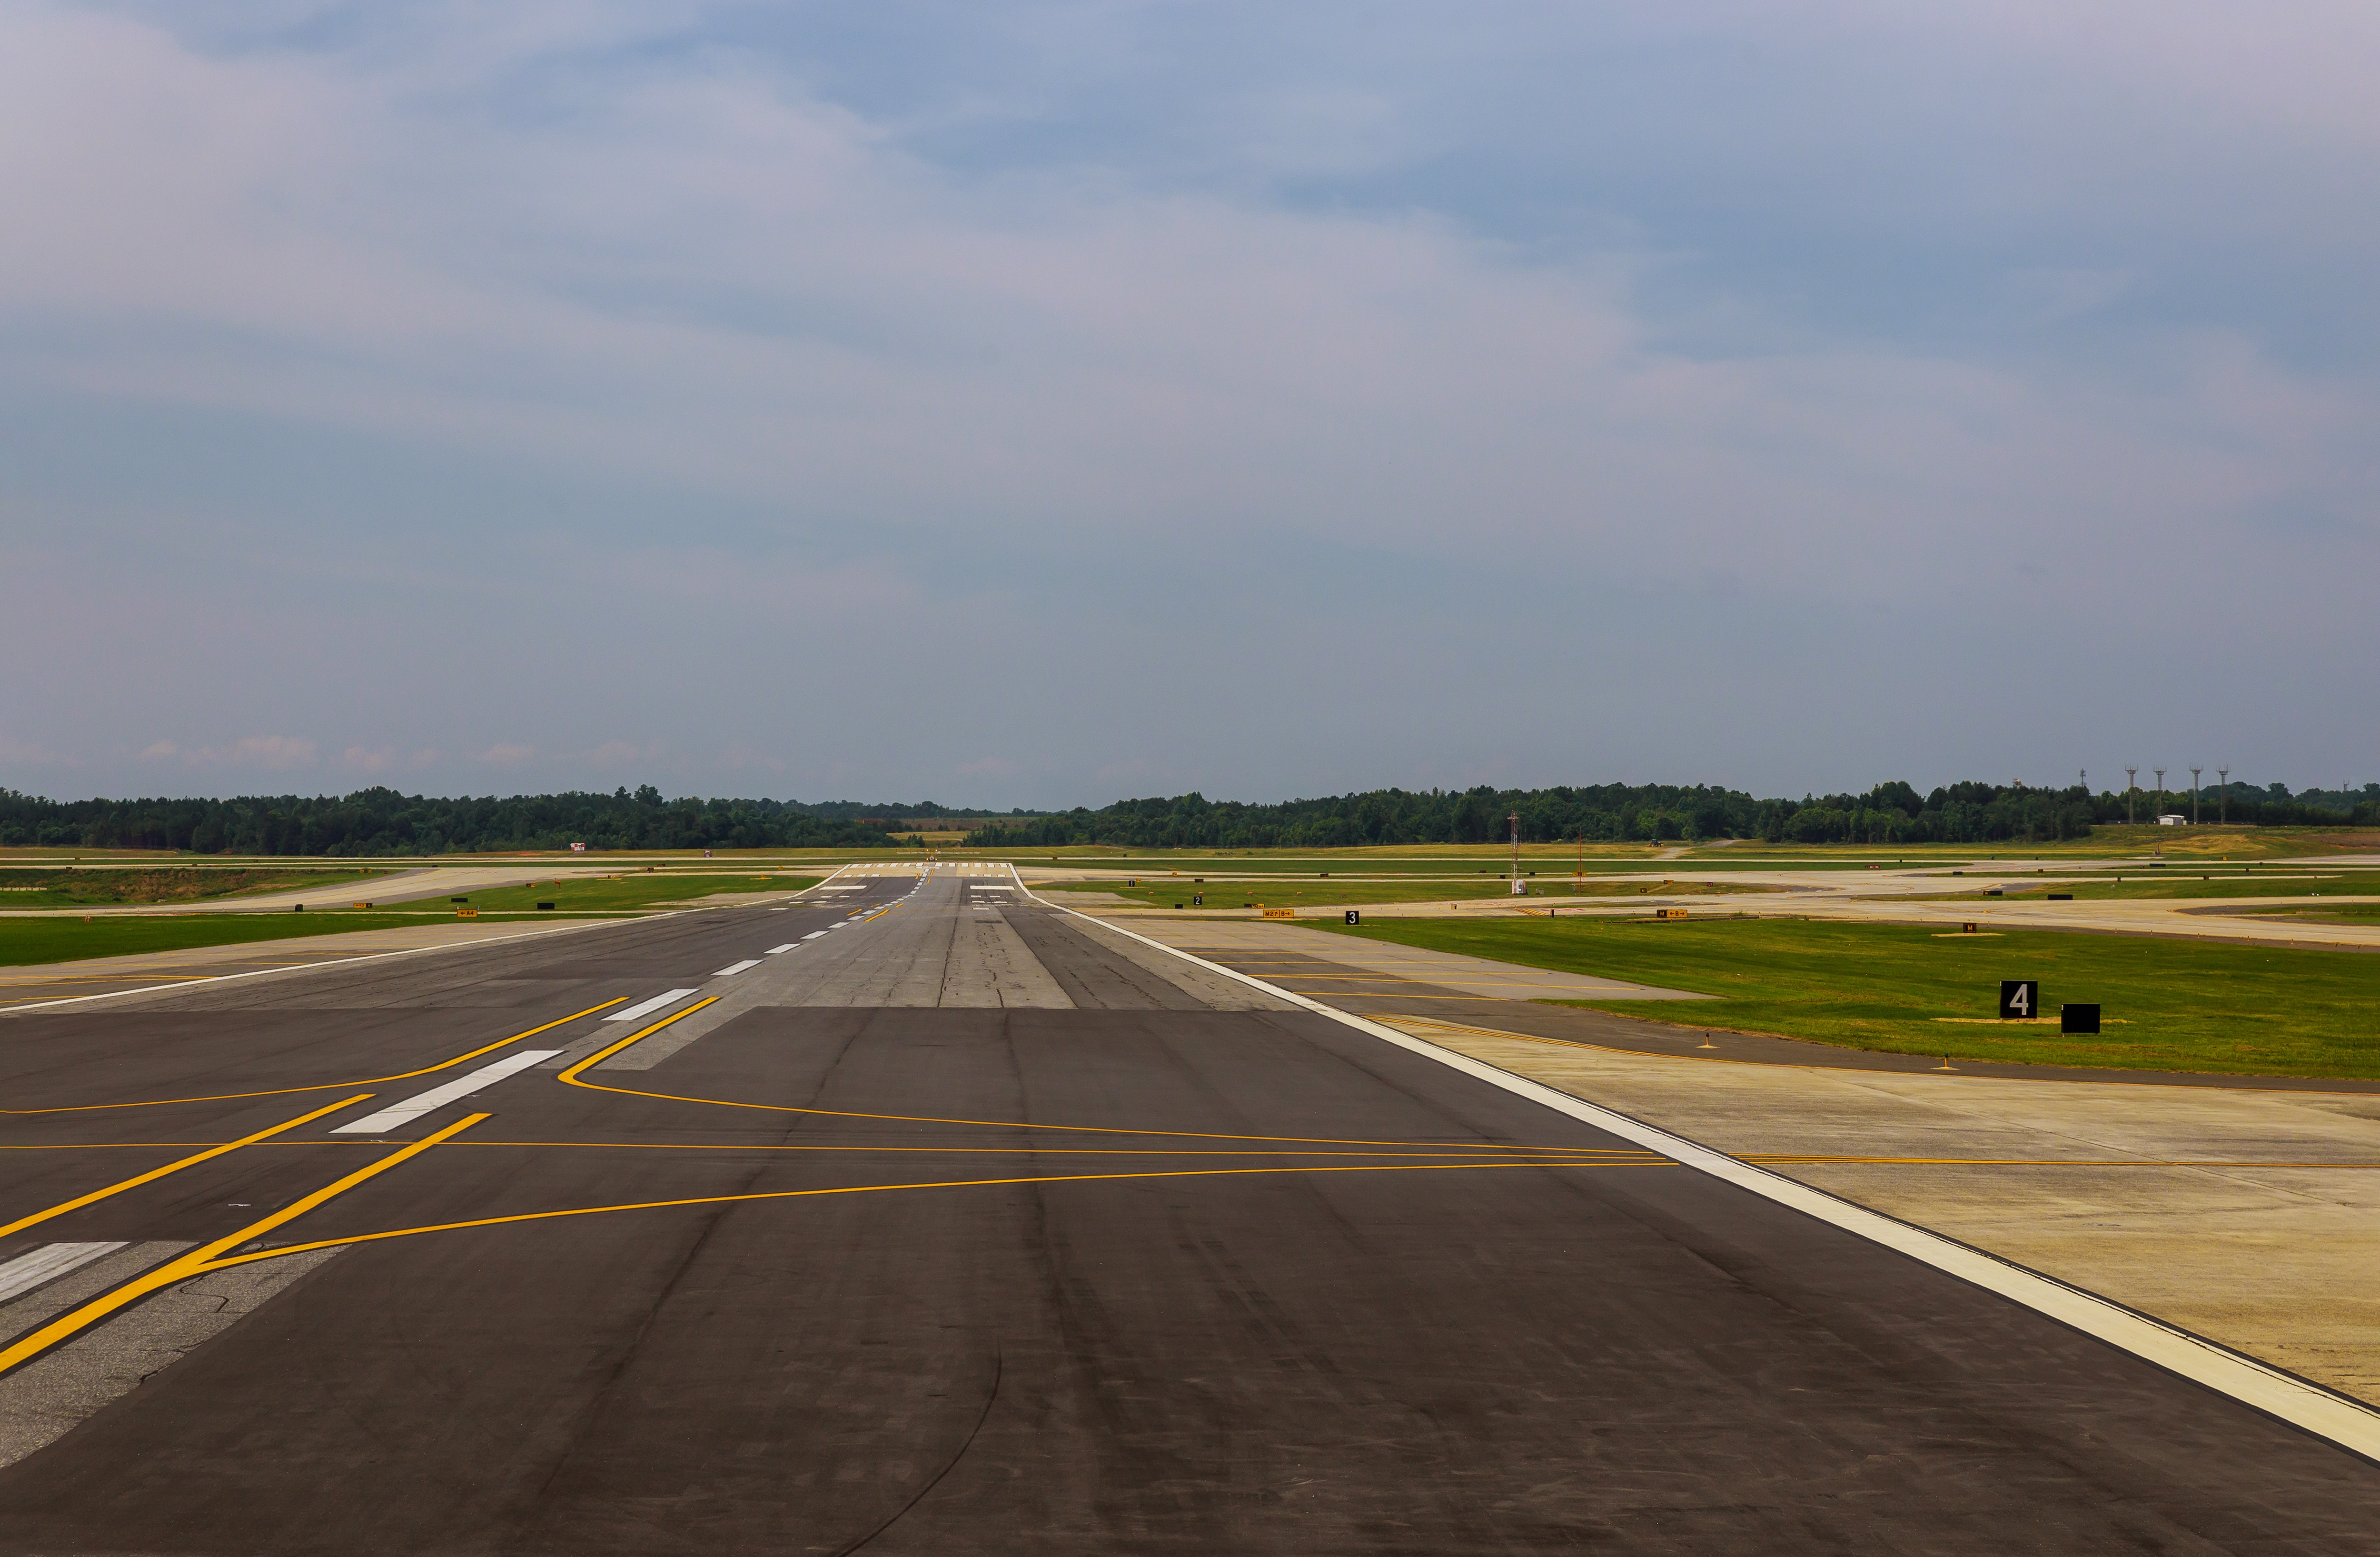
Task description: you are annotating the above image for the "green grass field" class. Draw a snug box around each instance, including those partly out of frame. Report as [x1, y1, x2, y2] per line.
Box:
[1318, 916, 2380, 1078]
[0, 874, 820, 968]
[1043, 877, 1775, 909]
[0, 912, 531, 968]
[425, 874, 819, 914]
[0, 866, 379, 908]
[1904, 870, 2380, 902]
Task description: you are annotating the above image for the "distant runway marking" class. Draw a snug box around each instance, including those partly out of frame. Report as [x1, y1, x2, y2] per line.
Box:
[712, 960, 761, 978]
[803, 931, 828, 940]
[332, 1052, 562, 1135]
[764, 944, 798, 955]
[605, 989, 698, 1023]
[0, 1115, 484, 1381]
[1043, 897, 2380, 1465]
[0, 999, 622, 1118]
[0, 1243, 128, 1303]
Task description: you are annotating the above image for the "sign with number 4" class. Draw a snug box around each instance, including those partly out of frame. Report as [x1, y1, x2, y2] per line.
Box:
[1999, 979, 2039, 1019]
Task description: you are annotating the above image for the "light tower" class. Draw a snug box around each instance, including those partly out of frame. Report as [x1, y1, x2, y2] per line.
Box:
[2218, 769, 2229, 825]
[2190, 767, 2202, 826]
[2155, 769, 2166, 818]
[1507, 812, 1524, 895]
[2125, 767, 2138, 825]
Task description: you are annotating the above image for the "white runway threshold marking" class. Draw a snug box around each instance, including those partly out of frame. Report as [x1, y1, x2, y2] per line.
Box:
[605, 988, 699, 1023]
[713, 959, 762, 977]
[764, 943, 798, 955]
[332, 1050, 563, 1135]
[1040, 894, 2380, 1466]
[0, 1243, 129, 1303]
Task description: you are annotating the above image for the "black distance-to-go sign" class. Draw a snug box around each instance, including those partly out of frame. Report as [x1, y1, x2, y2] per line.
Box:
[1999, 980, 2040, 1019]
[1191, 894, 1202, 906]
[1345, 910, 1361, 926]
[2062, 1004, 2101, 1034]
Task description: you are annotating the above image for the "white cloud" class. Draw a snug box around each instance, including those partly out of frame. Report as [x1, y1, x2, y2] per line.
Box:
[0, 1, 2373, 800]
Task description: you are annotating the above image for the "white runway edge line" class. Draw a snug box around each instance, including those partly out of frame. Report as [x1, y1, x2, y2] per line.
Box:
[714, 960, 762, 977]
[332, 1050, 562, 1135]
[764, 944, 798, 955]
[605, 988, 699, 1024]
[1032, 883, 2380, 1465]
[0, 1243, 128, 1303]
[802, 932, 828, 941]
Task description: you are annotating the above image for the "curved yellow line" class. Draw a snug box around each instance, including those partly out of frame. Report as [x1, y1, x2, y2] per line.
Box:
[561, 1024, 1611, 1153]
[3, 998, 626, 1115]
[198, 1158, 1673, 1271]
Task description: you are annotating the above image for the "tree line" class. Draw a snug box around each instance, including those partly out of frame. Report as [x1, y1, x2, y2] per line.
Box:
[962, 779, 2380, 848]
[3, 778, 2372, 856]
[0, 786, 906, 855]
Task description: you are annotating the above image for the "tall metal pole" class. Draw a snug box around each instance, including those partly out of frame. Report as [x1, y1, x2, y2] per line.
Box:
[2155, 769, 2166, 818]
[2190, 767, 2202, 826]
[1508, 811, 1522, 895]
[2125, 767, 2137, 825]
[2218, 769, 2229, 825]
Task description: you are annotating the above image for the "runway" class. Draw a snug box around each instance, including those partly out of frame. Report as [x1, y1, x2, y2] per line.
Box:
[0, 867, 2373, 1552]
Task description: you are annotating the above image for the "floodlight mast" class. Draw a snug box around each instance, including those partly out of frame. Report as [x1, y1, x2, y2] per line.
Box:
[1508, 812, 1523, 895]
[2125, 767, 2138, 825]
[2191, 767, 2202, 826]
[2155, 769, 2166, 818]
[2218, 769, 2229, 825]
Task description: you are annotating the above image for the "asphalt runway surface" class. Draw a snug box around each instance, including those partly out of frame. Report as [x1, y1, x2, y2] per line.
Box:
[1, 869, 2374, 1553]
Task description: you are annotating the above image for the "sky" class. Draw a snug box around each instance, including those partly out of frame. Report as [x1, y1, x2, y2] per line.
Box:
[3, 0, 2375, 808]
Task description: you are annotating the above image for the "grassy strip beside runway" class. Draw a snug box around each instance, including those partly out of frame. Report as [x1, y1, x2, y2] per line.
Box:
[0, 875, 822, 967]
[1042, 877, 1774, 910]
[0, 911, 525, 968]
[1319, 916, 2380, 1078]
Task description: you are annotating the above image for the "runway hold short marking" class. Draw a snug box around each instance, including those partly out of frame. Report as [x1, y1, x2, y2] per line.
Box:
[605, 989, 699, 1023]
[713, 960, 762, 977]
[332, 1051, 563, 1134]
[764, 944, 797, 955]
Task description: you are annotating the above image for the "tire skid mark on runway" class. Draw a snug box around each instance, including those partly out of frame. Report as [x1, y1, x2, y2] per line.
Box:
[0, 1114, 487, 1380]
[185, 1159, 1679, 1276]
[0, 997, 626, 1115]
[554, 1016, 1646, 1154]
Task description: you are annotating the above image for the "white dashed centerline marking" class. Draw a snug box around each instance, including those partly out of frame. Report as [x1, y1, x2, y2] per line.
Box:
[803, 931, 827, 940]
[764, 943, 798, 955]
[714, 960, 762, 977]
[605, 988, 700, 1024]
[332, 1050, 563, 1135]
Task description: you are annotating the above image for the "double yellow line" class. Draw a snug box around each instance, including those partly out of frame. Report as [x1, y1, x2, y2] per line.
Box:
[0, 998, 633, 1377]
[0, 1115, 487, 1378]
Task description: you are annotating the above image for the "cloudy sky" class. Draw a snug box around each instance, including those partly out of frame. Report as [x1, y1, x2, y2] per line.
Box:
[4, 1, 2374, 807]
